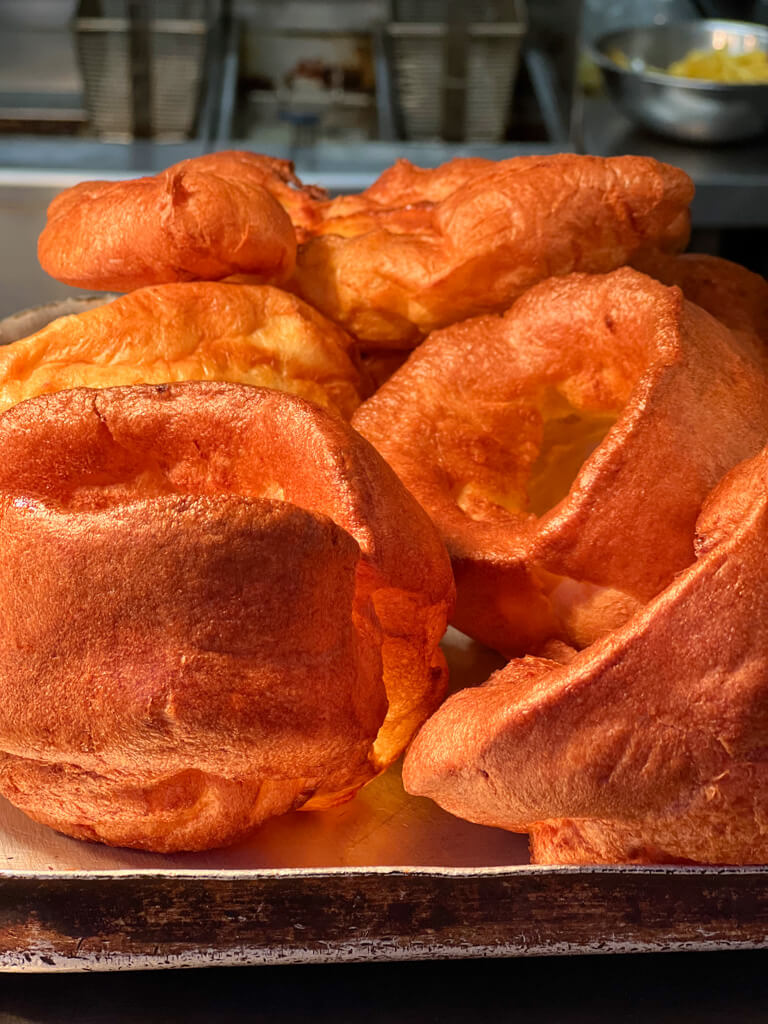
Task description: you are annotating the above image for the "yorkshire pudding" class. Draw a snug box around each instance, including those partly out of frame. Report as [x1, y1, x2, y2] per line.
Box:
[353, 267, 768, 656]
[293, 154, 694, 349]
[315, 156, 497, 219]
[37, 151, 326, 292]
[403, 442, 768, 865]
[0, 382, 453, 851]
[0, 282, 362, 420]
[633, 251, 768, 359]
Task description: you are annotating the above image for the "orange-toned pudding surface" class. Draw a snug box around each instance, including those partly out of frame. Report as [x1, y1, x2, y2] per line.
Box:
[0, 282, 363, 420]
[0, 382, 453, 852]
[353, 267, 768, 656]
[293, 154, 694, 348]
[13, 146, 768, 866]
[404, 443, 768, 865]
[37, 151, 328, 292]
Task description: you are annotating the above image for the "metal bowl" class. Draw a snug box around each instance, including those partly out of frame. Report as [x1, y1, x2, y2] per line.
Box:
[0, 296, 115, 347]
[591, 20, 768, 143]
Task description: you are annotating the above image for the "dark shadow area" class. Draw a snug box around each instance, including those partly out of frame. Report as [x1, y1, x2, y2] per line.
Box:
[2, 949, 768, 1024]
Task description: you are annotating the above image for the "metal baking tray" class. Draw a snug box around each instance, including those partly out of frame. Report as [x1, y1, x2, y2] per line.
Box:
[1, 629, 767, 972]
[0, 304, 767, 971]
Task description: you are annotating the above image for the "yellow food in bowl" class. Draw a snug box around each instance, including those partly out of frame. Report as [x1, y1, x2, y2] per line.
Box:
[668, 47, 768, 82]
[607, 46, 768, 83]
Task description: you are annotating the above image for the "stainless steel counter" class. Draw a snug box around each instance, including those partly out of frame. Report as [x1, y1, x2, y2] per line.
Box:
[579, 95, 768, 229]
[0, 136, 573, 192]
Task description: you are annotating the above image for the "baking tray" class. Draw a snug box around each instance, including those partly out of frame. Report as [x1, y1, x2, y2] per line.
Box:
[1, 305, 767, 971]
[1, 629, 768, 972]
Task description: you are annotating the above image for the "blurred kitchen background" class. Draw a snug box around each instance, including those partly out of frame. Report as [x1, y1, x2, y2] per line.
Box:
[0, 0, 766, 314]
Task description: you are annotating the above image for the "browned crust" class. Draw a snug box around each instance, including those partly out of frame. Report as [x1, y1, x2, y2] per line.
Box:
[0, 382, 454, 851]
[293, 155, 694, 348]
[36, 151, 325, 292]
[633, 250, 768, 357]
[0, 282, 363, 420]
[353, 267, 768, 656]
[403, 444, 768, 865]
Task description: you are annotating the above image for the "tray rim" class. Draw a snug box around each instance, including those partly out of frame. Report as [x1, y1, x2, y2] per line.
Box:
[3, 862, 768, 879]
[3, 861, 768, 973]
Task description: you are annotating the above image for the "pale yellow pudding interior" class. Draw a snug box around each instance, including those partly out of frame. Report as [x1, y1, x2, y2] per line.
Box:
[526, 407, 617, 517]
[454, 395, 620, 522]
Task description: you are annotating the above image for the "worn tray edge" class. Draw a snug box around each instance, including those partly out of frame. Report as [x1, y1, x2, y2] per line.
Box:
[4, 938, 768, 974]
[3, 862, 768, 880]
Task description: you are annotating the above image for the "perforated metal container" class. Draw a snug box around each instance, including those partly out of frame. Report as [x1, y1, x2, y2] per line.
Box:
[76, 1, 212, 140]
[387, 0, 526, 142]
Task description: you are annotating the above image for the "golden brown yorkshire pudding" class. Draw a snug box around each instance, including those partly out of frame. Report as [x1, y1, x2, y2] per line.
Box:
[0, 382, 453, 852]
[37, 151, 327, 292]
[353, 268, 768, 656]
[315, 156, 497, 219]
[633, 251, 768, 358]
[0, 282, 362, 420]
[189, 150, 328, 236]
[403, 443, 768, 865]
[292, 154, 694, 349]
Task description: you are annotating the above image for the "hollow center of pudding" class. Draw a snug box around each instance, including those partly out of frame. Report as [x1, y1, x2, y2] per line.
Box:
[526, 409, 617, 517]
[453, 398, 619, 521]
